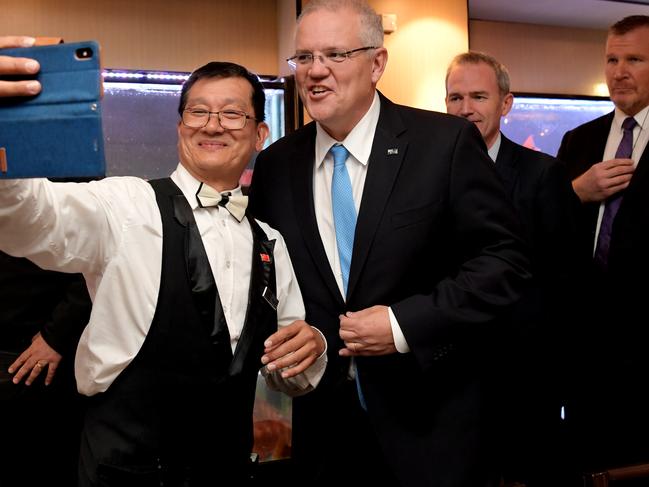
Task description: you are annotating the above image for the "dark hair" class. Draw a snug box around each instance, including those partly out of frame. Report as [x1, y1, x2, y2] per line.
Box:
[177, 61, 266, 122]
[610, 15, 649, 36]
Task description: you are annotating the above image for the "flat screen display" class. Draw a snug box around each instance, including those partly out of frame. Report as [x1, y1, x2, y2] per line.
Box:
[501, 95, 614, 157]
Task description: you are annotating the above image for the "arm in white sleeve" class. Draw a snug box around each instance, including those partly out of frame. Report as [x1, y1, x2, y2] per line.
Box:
[258, 224, 327, 396]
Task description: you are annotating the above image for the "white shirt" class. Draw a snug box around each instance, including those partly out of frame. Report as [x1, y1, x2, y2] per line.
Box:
[0, 164, 326, 395]
[312, 91, 409, 353]
[488, 132, 502, 162]
[593, 106, 649, 252]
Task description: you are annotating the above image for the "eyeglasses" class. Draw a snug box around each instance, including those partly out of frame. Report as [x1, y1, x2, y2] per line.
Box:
[287, 46, 377, 70]
[181, 108, 256, 130]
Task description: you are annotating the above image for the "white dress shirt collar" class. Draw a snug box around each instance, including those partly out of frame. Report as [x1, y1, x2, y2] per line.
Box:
[614, 105, 649, 132]
[488, 132, 502, 163]
[314, 91, 381, 168]
[171, 163, 245, 211]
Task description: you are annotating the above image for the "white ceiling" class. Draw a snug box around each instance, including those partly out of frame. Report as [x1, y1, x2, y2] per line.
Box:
[469, 0, 649, 29]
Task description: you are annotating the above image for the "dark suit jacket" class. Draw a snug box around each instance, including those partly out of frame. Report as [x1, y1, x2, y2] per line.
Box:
[0, 251, 91, 486]
[250, 93, 531, 487]
[558, 112, 649, 349]
[557, 111, 649, 469]
[494, 134, 582, 484]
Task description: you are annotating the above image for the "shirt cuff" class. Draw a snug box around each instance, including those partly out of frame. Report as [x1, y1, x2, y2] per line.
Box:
[261, 326, 328, 397]
[389, 306, 410, 353]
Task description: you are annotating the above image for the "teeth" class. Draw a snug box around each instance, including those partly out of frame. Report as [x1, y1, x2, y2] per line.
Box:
[311, 87, 326, 94]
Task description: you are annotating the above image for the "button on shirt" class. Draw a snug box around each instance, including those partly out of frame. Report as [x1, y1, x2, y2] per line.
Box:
[0, 164, 326, 395]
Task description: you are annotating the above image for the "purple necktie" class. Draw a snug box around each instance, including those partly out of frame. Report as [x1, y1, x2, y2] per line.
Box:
[593, 116, 637, 270]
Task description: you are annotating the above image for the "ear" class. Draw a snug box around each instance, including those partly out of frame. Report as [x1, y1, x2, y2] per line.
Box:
[501, 93, 514, 117]
[371, 47, 388, 84]
[255, 122, 270, 152]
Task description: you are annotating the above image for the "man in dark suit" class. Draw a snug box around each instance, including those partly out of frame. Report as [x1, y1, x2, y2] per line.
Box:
[0, 251, 91, 487]
[557, 14, 649, 475]
[446, 51, 582, 487]
[249, 1, 531, 486]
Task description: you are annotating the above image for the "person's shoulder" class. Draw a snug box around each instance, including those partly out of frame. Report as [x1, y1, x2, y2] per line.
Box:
[254, 218, 288, 246]
[388, 98, 468, 127]
[260, 122, 315, 157]
[383, 101, 476, 142]
[84, 176, 156, 205]
[565, 111, 614, 137]
[504, 135, 561, 171]
[507, 136, 557, 163]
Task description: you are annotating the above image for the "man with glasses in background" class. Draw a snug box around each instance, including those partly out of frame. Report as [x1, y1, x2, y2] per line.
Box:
[249, 1, 531, 486]
[0, 50, 326, 487]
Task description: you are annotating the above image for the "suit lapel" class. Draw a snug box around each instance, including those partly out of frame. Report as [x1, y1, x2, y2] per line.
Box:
[494, 134, 519, 199]
[290, 124, 344, 303]
[586, 112, 614, 167]
[348, 93, 407, 299]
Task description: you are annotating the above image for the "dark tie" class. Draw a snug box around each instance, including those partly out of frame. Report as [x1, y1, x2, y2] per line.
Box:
[195, 182, 248, 222]
[593, 116, 637, 270]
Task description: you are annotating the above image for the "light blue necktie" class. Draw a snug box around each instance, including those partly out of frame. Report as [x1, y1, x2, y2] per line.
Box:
[330, 144, 366, 410]
[330, 144, 356, 296]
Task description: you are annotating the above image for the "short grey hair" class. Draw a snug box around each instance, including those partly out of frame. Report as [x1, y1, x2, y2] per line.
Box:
[446, 51, 511, 97]
[298, 0, 384, 48]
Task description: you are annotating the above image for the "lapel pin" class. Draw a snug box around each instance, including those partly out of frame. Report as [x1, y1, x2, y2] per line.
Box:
[387, 148, 399, 155]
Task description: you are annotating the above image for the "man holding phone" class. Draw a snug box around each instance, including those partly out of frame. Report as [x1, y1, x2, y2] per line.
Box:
[0, 35, 327, 487]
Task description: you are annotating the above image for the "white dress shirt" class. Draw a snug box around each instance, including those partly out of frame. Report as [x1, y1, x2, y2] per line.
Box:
[593, 106, 649, 253]
[313, 91, 410, 353]
[0, 164, 326, 395]
[488, 132, 502, 162]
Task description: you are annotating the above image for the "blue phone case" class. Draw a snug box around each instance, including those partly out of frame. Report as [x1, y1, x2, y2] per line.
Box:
[0, 41, 105, 178]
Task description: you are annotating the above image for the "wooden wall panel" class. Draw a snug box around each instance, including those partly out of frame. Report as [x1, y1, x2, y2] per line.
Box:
[470, 20, 608, 96]
[1, 0, 279, 75]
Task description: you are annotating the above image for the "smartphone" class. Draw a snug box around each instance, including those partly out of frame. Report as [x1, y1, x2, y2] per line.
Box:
[0, 41, 105, 178]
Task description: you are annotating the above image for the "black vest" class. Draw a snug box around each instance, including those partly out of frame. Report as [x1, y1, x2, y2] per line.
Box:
[79, 178, 277, 487]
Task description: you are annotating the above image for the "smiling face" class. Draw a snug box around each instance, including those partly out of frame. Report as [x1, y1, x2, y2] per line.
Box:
[605, 26, 649, 116]
[177, 76, 268, 190]
[445, 61, 513, 149]
[294, 6, 387, 141]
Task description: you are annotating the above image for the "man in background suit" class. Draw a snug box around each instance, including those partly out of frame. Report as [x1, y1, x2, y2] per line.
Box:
[1, 252, 91, 487]
[557, 14, 649, 475]
[445, 51, 583, 487]
[249, 1, 531, 486]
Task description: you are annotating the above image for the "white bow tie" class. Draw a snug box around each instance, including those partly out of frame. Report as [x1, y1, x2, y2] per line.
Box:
[195, 182, 248, 222]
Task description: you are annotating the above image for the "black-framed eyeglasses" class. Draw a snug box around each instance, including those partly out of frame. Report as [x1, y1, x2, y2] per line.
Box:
[286, 46, 377, 70]
[181, 108, 257, 130]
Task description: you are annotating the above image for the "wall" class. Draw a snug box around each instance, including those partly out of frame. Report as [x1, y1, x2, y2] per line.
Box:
[470, 19, 608, 97]
[3, 0, 469, 110]
[1, 0, 279, 75]
[371, 0, 468, 111]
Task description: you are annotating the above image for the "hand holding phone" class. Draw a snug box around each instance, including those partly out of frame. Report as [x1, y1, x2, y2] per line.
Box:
[0, 36, 42, 97]
[0, 40, 105, 178]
